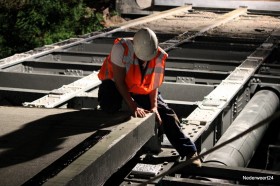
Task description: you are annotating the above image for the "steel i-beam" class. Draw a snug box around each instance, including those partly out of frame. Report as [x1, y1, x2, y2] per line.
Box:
[181, 36, 278, 144]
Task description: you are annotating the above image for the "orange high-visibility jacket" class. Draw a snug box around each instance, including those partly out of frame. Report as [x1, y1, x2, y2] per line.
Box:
[98, 38, 168, 95]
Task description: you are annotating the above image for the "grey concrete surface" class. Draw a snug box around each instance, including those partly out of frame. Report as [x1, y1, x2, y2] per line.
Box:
[0, 106, 139, 186]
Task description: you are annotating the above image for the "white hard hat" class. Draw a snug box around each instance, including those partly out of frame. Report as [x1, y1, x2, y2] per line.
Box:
[133, 28, 158, 61]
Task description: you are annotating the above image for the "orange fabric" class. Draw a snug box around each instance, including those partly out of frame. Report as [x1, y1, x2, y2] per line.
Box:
[97, 38, 121, 80]
[98, 38, 167, 95]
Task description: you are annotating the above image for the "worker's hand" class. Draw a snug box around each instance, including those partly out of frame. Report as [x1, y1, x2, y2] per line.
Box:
[133, 107, 150, 118]
[150, 107, 162, 125]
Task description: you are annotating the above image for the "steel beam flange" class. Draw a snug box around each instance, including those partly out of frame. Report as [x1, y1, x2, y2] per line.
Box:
[23, 72, 101, 108]
[226, 68, 253, 82]
[201, 99, 226, 109]
[0, 38, 86, 69]
[240, 58, 262, 69]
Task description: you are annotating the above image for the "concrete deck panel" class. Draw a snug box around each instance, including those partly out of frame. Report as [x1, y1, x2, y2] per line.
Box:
[0, 106, 155, 186]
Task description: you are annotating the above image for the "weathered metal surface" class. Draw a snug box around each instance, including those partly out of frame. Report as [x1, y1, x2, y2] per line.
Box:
[0, 72, 80, 90]
[131, 163, 162, 176]
[121, 148, 177, 185]
[182, 37, 277, 144]
[159, 82, 215, 101]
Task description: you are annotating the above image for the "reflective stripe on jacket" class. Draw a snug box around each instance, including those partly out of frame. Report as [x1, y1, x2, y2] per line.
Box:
[98, 38, 168, 95]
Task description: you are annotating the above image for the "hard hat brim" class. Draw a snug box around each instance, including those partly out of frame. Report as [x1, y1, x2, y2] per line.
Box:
[134, 47, 158, 61]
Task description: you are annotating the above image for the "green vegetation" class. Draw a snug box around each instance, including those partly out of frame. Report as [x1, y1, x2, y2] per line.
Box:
[0, 0, 111, 59]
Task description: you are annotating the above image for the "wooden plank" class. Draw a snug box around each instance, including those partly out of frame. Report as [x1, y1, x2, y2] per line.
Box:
[117, 5, 193, 29]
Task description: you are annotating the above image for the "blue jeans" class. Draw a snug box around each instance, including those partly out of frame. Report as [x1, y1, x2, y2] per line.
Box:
[98, 80, 197, 157]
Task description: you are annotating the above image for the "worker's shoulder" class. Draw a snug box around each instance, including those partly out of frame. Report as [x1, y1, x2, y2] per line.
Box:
[113, 38, 133, 48]
[112, 42, 124, 54]
[158, 47, 168, 56]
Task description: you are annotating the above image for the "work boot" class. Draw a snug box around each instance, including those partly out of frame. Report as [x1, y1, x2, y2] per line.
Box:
[186, 152, 202, 167]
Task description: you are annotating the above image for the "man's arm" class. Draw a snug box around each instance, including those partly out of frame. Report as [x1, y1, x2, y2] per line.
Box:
[112, 63, 149, 117]
[149, 88, 162, 124]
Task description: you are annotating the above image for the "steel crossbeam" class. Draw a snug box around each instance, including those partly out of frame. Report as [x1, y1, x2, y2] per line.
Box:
[23, 72, 101, 108]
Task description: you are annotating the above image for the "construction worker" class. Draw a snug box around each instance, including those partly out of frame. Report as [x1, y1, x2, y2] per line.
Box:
[97, 27, 201, 167]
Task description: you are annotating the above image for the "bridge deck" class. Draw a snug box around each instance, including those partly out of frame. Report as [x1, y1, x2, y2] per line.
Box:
[0, 107, 154, 186]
